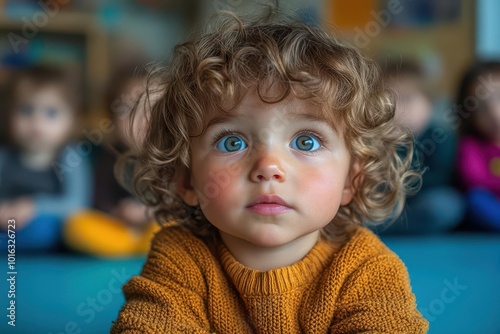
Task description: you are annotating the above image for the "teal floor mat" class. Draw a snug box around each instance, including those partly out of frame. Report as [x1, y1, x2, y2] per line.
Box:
[0, 233, 499, 334]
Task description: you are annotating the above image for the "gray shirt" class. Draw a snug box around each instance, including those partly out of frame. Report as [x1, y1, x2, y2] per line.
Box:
[0, 144, 92, 219]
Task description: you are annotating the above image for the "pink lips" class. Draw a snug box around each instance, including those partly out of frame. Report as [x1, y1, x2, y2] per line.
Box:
[246, 194, 292, 215]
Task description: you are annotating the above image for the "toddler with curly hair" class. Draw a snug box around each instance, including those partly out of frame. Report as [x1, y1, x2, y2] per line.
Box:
[111, 10, 428, 333]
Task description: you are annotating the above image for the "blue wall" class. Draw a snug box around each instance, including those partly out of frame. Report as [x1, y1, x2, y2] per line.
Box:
[476, 0, 500, 59]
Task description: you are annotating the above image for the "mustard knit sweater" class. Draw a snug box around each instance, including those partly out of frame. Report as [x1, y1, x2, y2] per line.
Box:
[111, 224, 428, 333]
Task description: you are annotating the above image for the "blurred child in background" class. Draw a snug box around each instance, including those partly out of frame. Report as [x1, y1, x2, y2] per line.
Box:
[64, 64, 159, 257]
[381, 60, 464, 234]
[0, 65, 92, 251]
[456, 61, 500, 230]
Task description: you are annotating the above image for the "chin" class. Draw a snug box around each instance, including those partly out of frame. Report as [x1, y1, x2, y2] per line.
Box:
[244, 228, 295, 248]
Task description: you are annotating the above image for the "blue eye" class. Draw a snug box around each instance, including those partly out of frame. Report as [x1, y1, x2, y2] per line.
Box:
[291, 134, 321, 151]
[20, 105, 34, 116]
[45, 107, 58, 119]
[216, 135, 247, 152]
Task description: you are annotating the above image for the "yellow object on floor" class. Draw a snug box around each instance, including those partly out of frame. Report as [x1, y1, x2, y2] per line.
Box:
[64, 210, 160, 257]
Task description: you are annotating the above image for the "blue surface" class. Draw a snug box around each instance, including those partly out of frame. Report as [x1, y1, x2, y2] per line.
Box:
[0, 234, 499, 334]
[0, 256, 145, 334]
[382, 234, 500, 334]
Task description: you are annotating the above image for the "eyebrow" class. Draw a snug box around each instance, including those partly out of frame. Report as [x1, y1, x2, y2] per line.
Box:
[288, 112, 330, 124]
[292, 112, 341, 133]
[203, 111, 335, 133]
[205, 113, 240, 131]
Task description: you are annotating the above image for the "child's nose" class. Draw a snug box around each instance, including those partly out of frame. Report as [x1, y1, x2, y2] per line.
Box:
[249, 149, 287, 183]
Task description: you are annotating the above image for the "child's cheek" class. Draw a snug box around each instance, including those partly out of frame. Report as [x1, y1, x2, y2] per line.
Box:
[195, 162, 243, 212]
[298, 166, 343, 218]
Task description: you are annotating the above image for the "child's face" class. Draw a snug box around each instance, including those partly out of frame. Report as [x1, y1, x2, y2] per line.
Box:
[115, 77, 147, 147]
[11, 83, 74, 152]
[392, 77, 432, 135]
[471, 74, 500, 143]
[180, 90, 358, 248]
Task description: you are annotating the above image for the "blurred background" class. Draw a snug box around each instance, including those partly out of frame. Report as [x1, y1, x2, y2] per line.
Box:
[0, 0, 499, 333]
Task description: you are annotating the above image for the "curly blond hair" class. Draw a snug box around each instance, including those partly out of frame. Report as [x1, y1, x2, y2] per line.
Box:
[130, 10, 419, 243]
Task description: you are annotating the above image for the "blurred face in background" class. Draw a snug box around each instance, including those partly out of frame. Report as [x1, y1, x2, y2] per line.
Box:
[11, 81, 74, 153]
[391, 76, 432, 135]
[471, 72, 500, 144]
[114, 77, 148, 148]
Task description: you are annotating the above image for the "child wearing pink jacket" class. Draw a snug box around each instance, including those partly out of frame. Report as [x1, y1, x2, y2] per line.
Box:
[457, 61, 500, 230]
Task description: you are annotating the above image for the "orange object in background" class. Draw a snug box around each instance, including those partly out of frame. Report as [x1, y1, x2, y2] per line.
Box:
[327, 0, 378, 29]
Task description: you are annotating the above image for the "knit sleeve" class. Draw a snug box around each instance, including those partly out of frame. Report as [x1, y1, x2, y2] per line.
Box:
[329, 253, 428, 333]
[110, 227, 214, 334]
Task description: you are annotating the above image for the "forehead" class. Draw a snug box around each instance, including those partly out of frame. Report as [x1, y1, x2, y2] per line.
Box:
[204, 87, 336, 130]
[472, 70, 500, 89]
[388, 74, 422, 91]
[17, 79, 64, 99]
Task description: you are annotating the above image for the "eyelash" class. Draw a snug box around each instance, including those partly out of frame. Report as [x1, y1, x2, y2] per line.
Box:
[209, 128, 328, 150]
[296, 130, 327, 146]
[294, 130, 327, 155]
[209, 128, 241, 148]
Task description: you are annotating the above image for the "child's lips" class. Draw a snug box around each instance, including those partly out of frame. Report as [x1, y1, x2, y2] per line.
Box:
[246, 194, 293, 215]
[246, 203, 292, 215]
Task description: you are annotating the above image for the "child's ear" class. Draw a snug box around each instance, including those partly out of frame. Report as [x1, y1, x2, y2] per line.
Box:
[175, 167, 199, 207]
[340, 159, 362, 206]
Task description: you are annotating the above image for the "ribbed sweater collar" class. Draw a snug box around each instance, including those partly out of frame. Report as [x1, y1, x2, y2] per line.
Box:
[218, 236, 337, 296]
